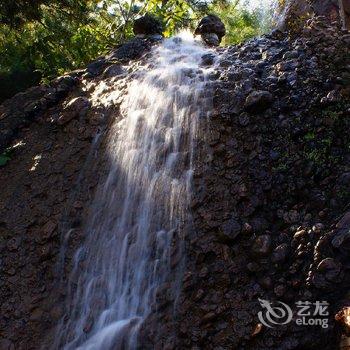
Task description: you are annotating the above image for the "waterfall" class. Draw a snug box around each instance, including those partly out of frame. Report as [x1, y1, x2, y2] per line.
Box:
[54, 32, 214, 350]
[242, 0, 283, 31]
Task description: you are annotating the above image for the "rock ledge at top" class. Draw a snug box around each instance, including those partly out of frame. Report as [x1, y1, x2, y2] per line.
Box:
[195, 14, 226, 46]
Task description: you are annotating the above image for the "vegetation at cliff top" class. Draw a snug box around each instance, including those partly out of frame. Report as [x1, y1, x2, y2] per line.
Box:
[0, 0, 274, 102]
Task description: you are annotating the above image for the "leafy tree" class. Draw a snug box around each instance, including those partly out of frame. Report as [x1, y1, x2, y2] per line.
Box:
[0, 0, 93, 27]
[210, 0, 274, 44]
[0, 0, 274, 102]
[0, 1, 117, 101]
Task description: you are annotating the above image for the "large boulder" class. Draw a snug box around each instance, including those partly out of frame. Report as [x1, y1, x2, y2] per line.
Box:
[244, 90, 273, 113]
[194, 15, 225, 46]
[133, 14, 163, 36]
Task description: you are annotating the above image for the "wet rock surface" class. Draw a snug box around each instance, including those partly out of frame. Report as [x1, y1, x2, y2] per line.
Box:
[0, 76, 78, 153]
[174, 17, 350, 350]
[0, 37, 152, 349]
[0, 17, 350, 350]
[282, 0, 347, 31]
[244, 90, 273, 113]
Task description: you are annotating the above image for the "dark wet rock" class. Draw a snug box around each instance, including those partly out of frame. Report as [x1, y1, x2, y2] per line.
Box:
[308, 190, 327, 210]
[108, 38, 151, 62]
[133, 14, 163, 36]
[49, 305, 63, 321]
[332, 211, 350, 253]
[6, 238, 20, 252]
[148, 34, 163, 42]
[0, 77, 77, 152]
[30, 308, 44, 322]
[202, 33, 220, 47]
[332, 229, 350, 252]
[312, 258, 343, 288]
[283, 50, 299, 60]
[83, 316, 94, 333]
[0, 339, 14, 350]
[312, 223, 324, 233]
[259, 276, 273, 289]
[250, 217, 269, 234]
[276, 60, 299, 72]
[219, 218, 241, 242]
[251, 235, 272, 256]
[214, 89, 245, 115]
[336, 211, 350, 230]
[274, 284, 286, 297]
[247, 262, 259, 272]
[244, 90, 273, 113]
[201, 53, 216, 66]
[238, 114, 250, 126]
[87, 58, 108, 76]
[271, 243, 289, 263]
[58, 96, 91, 125]
[42, 221, 57, 241]
[195, 15, 225, 45]
[338, 172, 350, 186]
[103, 64, 125, 78]
[51, 75, 77, 89]
[284, 210, 300, 224]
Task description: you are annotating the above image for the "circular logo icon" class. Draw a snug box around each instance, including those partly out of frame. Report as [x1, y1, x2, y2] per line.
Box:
[258, 298, 293, 328]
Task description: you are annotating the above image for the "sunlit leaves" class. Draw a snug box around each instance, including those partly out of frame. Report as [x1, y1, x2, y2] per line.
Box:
[0, 0, 273, 102]
[209, 0, 271, 44]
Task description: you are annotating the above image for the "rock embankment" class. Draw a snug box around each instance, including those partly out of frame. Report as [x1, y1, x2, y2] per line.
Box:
[174, 17, 350, 350]
[0, 34, 155, 349]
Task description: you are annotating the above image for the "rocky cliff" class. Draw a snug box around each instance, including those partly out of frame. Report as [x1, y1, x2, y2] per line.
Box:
[0, 16, 349, 350]
[282, 0, 350, 31]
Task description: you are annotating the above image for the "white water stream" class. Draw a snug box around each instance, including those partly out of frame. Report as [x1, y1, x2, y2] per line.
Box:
[54, 32, 214, 349]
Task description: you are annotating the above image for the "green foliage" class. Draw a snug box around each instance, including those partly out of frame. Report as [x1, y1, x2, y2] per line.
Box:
[209, 0, 274, 44]
[0, 0, 92, 27]
[0, 0, 274, 102]
[145, 0, 196, 36]
[0, 1, 118, 78]
[0, 149, 12, 167]
[303, 101, 350, 168]
[0, 1, 123, 102]
[304, 131, 315, 141]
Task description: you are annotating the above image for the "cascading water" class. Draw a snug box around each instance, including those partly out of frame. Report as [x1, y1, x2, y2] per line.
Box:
[242, 0, 283, 31]
[54, 32, 214, 349]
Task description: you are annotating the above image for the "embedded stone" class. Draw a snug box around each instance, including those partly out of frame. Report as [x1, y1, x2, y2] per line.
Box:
[219, 218, 241, 243]
[244, 90, 273, 113]
[195, 15, 226, 45]
[202, 33, 220, 46]
[103, 64, 125, 78]
[271, 243, 289, 263]
[58, 96, 91, 125]
[251, 234, 272, 256]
